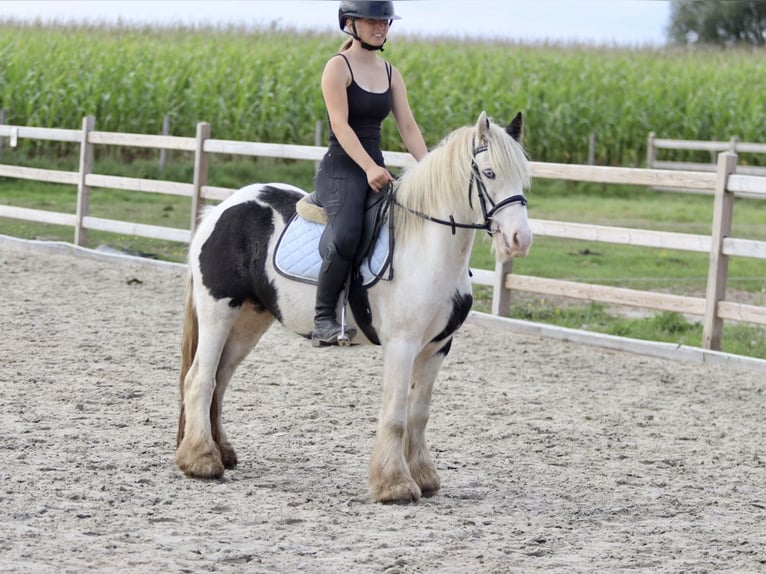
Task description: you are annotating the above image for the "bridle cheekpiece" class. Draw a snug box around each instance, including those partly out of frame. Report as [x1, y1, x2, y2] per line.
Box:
[394, 139, 528, 236]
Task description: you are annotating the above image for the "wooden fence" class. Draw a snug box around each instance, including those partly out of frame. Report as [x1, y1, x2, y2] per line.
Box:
[1, 117, 765, 353]
[647, 132, 766, 183]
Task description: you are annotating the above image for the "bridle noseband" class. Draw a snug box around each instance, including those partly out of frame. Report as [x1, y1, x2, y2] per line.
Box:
[394, 140, 528, 236]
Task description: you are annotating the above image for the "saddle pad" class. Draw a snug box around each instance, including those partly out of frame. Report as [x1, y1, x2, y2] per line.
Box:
[274, 215, 390, 287]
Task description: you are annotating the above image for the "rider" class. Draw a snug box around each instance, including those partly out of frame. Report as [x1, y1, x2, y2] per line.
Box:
[312, 0, 428, 347]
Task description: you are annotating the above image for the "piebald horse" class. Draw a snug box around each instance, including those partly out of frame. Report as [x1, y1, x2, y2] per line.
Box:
[176, 111, 532, 503]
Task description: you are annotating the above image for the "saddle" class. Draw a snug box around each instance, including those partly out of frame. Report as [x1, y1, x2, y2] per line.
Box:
[273, 186, 396, 345]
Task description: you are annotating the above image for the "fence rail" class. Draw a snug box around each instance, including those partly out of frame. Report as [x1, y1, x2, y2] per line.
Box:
[647, 132, 766, 183]
[1, 118, 765, 353]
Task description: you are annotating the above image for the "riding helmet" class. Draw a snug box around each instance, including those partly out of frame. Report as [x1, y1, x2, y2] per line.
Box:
[337, 1, 400, 31]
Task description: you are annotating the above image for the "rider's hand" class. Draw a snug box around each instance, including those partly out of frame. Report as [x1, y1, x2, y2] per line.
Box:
[366, 165, 393, 192]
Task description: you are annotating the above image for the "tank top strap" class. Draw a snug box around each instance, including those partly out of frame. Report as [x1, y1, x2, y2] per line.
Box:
[385, 61, 392, 87]
[336, 53, 354, 83]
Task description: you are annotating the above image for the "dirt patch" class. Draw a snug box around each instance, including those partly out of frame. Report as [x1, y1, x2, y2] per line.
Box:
[1, 241, 765, 573]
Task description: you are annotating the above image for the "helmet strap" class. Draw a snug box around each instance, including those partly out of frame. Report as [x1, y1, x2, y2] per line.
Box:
[347, 21, 386, 52]
[362, 39, 386, 52]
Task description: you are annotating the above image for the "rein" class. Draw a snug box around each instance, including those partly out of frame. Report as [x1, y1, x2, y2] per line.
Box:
[393, 141, 528, 236]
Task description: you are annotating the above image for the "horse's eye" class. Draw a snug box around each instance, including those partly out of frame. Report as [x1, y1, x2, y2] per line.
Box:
[482, 169, 496, 180]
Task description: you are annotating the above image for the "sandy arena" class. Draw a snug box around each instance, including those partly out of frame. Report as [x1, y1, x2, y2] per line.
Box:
[1, 239, 764, 573]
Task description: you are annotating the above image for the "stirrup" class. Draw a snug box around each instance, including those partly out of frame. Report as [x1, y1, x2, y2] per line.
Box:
[337, 304, 353, 346]
[337, 331, 353, 347]
[312, 304, 356, 347]
[311, 324, 357, 347]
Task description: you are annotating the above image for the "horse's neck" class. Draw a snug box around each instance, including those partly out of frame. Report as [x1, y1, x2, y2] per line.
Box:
[406, 223, 477, 275]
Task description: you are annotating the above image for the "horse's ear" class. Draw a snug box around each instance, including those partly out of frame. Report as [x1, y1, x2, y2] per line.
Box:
[476, 111, 490, 142]
[506, 112, 523, 142]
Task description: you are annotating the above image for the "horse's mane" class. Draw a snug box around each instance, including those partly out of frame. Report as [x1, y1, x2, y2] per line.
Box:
[394, 120, 530, 239]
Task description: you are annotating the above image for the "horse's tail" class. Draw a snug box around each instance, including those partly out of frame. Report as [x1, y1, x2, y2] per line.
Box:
[177, 271, 198, 447]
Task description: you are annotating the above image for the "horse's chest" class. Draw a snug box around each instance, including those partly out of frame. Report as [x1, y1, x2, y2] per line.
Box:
[431, 291, 473, 343]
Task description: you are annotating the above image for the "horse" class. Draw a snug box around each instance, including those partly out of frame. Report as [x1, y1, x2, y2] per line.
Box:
[175, 111, 533, 503]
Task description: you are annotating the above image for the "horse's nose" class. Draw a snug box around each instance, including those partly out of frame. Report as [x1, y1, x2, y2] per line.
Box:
[513, 228, 533, 256]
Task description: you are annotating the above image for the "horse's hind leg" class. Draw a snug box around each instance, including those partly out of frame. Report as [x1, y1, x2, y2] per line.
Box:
[405, 348, 446, 497]
[211, 304, 275, 469]
[176, 298, 239, 479]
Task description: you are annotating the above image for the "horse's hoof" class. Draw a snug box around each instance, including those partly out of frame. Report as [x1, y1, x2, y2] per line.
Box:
[371, 480, 422, 504]
[413, 470, 441, 497]
[175, 446, 225, 479]
[420, 485, 440, 498]
[183, 457, 225, 479]
[219, 443, 238, 469]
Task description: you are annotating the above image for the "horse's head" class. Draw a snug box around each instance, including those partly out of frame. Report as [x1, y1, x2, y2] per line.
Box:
[472, 111, 533, 260]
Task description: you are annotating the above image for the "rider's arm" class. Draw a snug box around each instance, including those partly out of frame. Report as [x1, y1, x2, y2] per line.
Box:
[390, 65, 428, 162]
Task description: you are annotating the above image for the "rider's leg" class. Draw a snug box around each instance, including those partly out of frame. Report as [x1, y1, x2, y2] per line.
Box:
[312, 242, 356, 347]
[311, 150, 371, 346]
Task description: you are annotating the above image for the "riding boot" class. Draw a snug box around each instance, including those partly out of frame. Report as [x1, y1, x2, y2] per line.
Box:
[312, 244, 357, 347]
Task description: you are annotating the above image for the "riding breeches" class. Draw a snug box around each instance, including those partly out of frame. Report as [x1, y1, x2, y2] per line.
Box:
[314, 142, 385, 261]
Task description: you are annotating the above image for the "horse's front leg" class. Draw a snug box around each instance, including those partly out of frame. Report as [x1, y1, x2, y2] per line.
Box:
[369, 339, 421, 503]
[405, 347, 446, 497]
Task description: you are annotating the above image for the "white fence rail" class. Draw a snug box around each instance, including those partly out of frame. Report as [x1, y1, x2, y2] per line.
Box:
[647, 132, 766, 182]
[1, 117, 765, 353]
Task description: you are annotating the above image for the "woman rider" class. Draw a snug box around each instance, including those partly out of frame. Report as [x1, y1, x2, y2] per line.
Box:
[312, 0, 428, 347]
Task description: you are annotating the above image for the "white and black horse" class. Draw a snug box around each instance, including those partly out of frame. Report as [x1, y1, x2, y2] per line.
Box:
[175, 111, 532, 503]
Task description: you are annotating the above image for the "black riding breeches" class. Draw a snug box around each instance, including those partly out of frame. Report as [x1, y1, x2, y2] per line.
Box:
[314, 143, 384, 261]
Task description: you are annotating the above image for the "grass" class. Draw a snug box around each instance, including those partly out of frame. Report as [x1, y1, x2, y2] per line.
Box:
[471, 180, 766, 294]
[505, 300, 766, 358]
[468, 180, 766, 359]
[0, 154, 318, 261]
[1, 158, 764, 359]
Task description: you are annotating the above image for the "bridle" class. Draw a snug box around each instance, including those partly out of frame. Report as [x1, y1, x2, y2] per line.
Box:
[392, 140, 528, 236]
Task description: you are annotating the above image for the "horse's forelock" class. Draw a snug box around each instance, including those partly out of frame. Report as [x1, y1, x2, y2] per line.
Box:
[486, 122, 531, 190]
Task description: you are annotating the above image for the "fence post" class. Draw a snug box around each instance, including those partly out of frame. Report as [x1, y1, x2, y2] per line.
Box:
[646, 131, 656, 168]
[74, 115, 95, 247]
[728, 136, 739, 166]
[702, 152, 738, 351]
[0, 109, 6, 162]
[159, 114, 170, 173]
[491, 259, 514, 317]
[587, 132, 596, 165]
[190, 122, 210, 237]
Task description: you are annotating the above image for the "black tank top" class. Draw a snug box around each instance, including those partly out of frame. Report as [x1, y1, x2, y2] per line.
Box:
[328, 53, 392, 146]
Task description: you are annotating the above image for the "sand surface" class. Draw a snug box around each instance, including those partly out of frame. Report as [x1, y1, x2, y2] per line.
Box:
[1, 240, 764, 573]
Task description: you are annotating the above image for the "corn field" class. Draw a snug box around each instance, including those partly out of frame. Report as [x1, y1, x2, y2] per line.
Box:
[1, 22, 765, 166]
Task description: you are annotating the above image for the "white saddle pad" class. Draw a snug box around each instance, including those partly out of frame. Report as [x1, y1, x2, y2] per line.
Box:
[273, 215, 390, 287]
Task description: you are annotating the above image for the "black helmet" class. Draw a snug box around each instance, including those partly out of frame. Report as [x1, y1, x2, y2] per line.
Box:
[338, 1, 400, 31]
